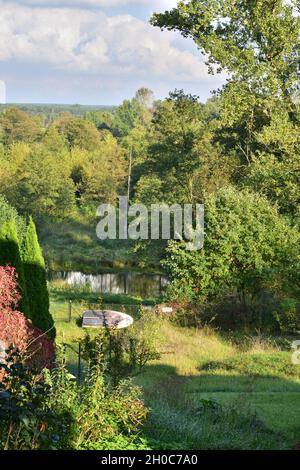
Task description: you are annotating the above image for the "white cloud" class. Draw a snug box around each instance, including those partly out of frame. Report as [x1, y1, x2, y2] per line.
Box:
[0, 2, 208, 81]
[13, 0, 178, 8]
[15, 1, 145, 6]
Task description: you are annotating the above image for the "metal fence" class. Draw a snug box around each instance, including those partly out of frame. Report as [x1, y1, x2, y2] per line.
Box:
[55, 301, 156, 383]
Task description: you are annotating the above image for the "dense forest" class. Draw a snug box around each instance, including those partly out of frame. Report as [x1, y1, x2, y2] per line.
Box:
[0, 103, 115, 123]
[0, 0, 300, 452]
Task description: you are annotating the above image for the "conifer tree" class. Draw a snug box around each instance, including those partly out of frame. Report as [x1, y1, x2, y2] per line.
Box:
[21, 217, 56, 340]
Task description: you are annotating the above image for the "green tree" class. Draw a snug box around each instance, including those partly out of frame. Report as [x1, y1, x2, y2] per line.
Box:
[135, 88, 154, 109]
[56, 117, 100, 151]
[0, 108, 41, 145]
[113, 90, 152, 137]
[143, 90, 229, 204]
[122, 125, 150, 200]
[84, 111, 114, 131]
[42, 124, 68, 153]
[152, 1, 300, 163]
[21, 217, 55, 339]
[6, 148, 75, 220]
[80, 134, 126, 204]
[0, 195, 27, 241]
[164, 187, 299, 312]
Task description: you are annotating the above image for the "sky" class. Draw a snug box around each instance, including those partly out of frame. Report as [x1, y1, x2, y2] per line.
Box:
[0, 0, 224, 105]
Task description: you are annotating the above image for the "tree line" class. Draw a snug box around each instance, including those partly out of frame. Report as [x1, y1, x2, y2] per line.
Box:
[0, 0, 299, 332]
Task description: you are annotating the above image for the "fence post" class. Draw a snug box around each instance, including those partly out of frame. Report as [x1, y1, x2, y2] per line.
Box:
[68, 300, 72, 323]
[78, 342, 82, 387]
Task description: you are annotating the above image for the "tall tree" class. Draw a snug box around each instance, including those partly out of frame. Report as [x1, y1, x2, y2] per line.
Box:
[56, 116, 100, 151]
[164, 187, 300, 311]
[21, 217, 55, 340]
[142, 90, 230, 204]
[0, 108, 41, 145]
[151, 1, 300, 163]
[5, 148, 76, 220]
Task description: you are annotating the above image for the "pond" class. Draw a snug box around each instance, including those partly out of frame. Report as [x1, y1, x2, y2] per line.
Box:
[48, 271, 169, 298]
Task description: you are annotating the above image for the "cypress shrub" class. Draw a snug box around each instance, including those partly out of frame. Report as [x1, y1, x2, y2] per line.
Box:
[21, 217, 56, 340]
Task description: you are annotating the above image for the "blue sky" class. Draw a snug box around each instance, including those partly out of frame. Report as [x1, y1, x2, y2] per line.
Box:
[0, 0, 224, 105]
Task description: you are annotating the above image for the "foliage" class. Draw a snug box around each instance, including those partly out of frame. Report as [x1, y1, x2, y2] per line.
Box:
[81, 435, 151, 450]
[0, 265, 55, 372]
[0, 265, 21, 315]
[244, 151, 300, 220]
[0, 198, 55, 339]
[0, 103, 115, 122]
[273, 298, 300, 334]
[0, 350, 75, 450]
[21, 217, 56, 339]
[0, 219, 30, 316]
[76, 135, 126, 204]
[42, 350, 149, 450]
[0, 341, 149, 451]
[163, 187, 300, 317]
[0, 108, 41, 145]
[3, 147, 76, 220]
[152, 0, 300, 163]
[56, 116, 100, 151]
[0, 195, 27, 242]
[113, 90, 152, 137]
[82, 309, 161, 384]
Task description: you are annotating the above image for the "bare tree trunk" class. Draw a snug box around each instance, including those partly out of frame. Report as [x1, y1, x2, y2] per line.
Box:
[127, 145, 133, 202]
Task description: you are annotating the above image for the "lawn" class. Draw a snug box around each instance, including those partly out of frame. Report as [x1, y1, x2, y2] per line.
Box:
[135, 322, 300, 449]
[50, 291, 300, 450]
[50, 284, 157, 377]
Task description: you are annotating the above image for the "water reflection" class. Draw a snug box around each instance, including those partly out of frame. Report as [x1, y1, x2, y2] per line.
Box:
[49, 271, 169, 298]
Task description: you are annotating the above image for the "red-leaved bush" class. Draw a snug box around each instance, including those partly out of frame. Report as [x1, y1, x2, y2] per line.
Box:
[0, 265, 21, 315]
[0, 265, 55, 373]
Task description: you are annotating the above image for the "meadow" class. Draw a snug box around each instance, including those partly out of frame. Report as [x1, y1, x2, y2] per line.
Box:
[39, 212, 164, 273]
[50, 286, 300, 450]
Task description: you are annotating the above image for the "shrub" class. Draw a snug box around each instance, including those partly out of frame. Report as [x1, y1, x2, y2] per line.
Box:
[0, 265, 54, 373]
[21, 217, 56, 339]
[273, 298, 300, 334]
[0, 346, 149, 451]
[0, 350, 74, 450]
[43, 353, 149, 450]
[82, 308, 161, 384]
[164, 186, 300, 329]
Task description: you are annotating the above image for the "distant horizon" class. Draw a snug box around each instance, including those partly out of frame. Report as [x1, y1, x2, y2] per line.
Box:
[0, 102, 116, 107]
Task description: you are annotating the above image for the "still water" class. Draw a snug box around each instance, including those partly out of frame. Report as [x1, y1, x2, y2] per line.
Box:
[49, 271, 169, 298]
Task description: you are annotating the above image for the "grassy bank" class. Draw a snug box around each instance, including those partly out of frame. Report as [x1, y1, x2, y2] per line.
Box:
[50, 283, 158, 345]
[50, 288, 300, 450]
[135, 322, 300, 450]
[39, 212, 164, 273]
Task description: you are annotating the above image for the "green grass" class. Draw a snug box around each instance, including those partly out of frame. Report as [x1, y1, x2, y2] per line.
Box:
[50, 290, 300, 450]
[50, 282, 158, 344]
[39, 211, 163, 273]
[50, 285, 159, 376]
[49, 282, 158, 306]
[134, 322, 300, 449]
